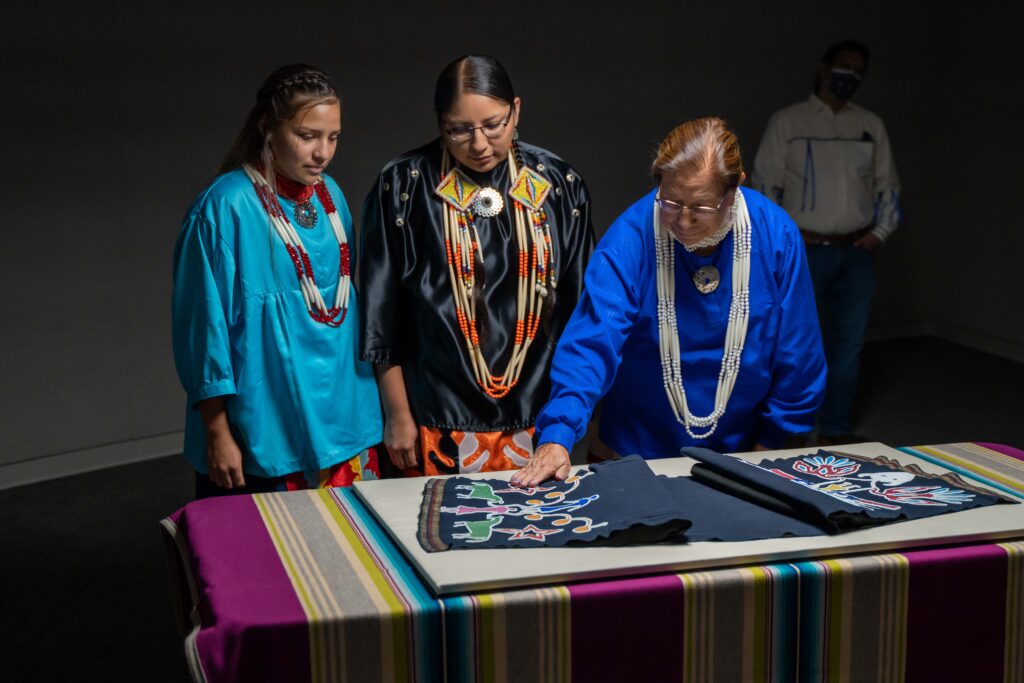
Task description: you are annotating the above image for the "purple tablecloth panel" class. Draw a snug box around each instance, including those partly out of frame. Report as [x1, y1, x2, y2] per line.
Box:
[568, 574, 687, 681]
[1006, 540, 1024, 682]
[977, 442, 1024, 461]
[905, 543, 1009, 682]
[171, 496, 311, 683]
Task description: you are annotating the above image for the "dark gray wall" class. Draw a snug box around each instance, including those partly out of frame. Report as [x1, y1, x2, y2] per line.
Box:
[0, 2, 1017, 467]
[929, 6, 1024, 346]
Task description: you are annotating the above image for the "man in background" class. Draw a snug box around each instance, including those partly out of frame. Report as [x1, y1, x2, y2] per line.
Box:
[752, 39, 901, 446]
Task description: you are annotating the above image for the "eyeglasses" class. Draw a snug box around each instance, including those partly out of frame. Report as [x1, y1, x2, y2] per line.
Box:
[655, 192, 727, 218]
[443, 107, 514, 143]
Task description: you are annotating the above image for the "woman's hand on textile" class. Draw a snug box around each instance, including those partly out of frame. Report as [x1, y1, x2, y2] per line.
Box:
[384, 413, 419, 470]
[510, 443, 571, 488]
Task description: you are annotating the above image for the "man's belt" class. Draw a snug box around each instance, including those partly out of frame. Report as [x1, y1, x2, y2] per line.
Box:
[799, 226, 872, 246]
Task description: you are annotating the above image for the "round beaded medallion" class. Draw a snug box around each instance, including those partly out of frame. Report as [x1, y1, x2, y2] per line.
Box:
[473, 187, 504, 218]
[693, 265, 720, 294]
[295, 200, 318, 229]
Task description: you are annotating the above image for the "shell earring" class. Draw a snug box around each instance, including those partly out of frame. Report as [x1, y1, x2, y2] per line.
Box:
[512, 127, 519, 142]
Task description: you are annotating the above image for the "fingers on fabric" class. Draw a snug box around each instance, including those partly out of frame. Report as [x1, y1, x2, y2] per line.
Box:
[512, 446, 569, 487]
[555, 461, 571, 481]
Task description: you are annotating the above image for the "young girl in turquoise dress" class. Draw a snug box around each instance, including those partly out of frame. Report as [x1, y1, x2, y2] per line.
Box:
[172, 64, 382, 498]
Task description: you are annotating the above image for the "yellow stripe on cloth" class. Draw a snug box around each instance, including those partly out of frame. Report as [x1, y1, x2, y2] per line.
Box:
[679, 570, 717, 683]
[741, 566, 772, 682]
[257, 490, 423, 683]
[467, 586, 572, 683]
[315, 489, 413, 681]
[874, 553, 909, 683]
[914, 444, 1024, 496]
[817, 558, 846, 683]
[255, 492, 347, 683]
[309, 489, 398, 683]
[474, 594, 502, 683]
[1001, 540, 1024, 683]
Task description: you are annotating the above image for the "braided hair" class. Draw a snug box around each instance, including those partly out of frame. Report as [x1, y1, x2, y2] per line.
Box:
[220, 64, 341, 177]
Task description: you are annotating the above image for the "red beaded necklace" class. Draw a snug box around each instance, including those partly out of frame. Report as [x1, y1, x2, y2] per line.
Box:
[244, 164, 351, 326]
[275, 174, 315, 203]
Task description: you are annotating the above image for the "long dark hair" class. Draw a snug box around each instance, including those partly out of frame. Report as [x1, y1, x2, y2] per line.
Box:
[220, 64, 341, 179]
[433, 55, 515, 120]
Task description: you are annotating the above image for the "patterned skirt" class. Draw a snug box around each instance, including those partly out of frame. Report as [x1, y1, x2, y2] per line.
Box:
[194, 446, 382, 499]
[386, 426, 536, 477]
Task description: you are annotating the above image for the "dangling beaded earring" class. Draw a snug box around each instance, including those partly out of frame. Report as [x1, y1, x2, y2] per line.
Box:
[512, 127, 520, 141]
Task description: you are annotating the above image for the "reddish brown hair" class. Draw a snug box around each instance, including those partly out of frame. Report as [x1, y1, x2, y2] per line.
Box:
[651, 117, 744, 190]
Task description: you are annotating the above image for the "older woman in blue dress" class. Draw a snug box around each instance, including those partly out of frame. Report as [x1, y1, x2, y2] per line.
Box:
[513, 117, 826, 487]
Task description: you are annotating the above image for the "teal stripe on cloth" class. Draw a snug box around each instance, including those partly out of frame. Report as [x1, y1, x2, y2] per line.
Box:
[797, 560, 832, 680]
[770, 562, 803, 680]
[440, 595, 476, 683]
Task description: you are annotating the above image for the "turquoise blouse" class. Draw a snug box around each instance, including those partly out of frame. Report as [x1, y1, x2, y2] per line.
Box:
[172, 169, 382, 483]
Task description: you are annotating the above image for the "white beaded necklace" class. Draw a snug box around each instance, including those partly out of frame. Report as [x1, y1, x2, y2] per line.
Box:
[654, 187, 752, 439]
[438, 148, 554, 399]
[243, 164, 351, 326]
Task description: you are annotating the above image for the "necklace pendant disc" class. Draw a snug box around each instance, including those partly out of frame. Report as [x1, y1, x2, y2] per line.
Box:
[693, 265, 720, 294]
[295, 200, 318, 229]
[473, 187, 504, 218]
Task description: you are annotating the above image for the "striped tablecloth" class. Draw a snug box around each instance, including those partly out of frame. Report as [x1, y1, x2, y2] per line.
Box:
[161, 443, 1024, 682]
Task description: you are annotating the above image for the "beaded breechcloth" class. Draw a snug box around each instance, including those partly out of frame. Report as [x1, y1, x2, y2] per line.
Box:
[410, 426, 535, 477]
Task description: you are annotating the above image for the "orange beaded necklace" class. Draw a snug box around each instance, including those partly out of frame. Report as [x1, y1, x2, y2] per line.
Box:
[434, 147, 555, 399]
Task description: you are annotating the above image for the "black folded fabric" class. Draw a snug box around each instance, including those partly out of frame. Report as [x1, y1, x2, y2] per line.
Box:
[417, 455, 692, 552]
[684, 447, 1016, 533]
[657, 474, 825, 541]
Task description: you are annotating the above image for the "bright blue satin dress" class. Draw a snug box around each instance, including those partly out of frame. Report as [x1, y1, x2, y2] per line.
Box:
[172, 169, 382, 482]
[536, 187, 826, 457]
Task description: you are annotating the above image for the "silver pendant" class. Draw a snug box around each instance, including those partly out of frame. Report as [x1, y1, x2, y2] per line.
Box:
[295, 200, 318, 229]
[472, 187, 504, 218]
[693, 265, 720, 294]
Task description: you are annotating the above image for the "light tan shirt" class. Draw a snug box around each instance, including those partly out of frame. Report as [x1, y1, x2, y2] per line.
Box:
[752, 95, 901, 241]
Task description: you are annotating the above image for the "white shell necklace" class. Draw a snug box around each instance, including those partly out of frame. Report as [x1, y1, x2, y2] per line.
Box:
[654, 187, 752, 440]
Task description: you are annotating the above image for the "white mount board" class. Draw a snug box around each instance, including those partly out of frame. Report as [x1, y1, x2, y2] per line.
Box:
[353, 443, 1024, 596]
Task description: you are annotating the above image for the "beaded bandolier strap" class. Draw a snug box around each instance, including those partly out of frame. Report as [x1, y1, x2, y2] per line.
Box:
[434, 147, 555, 399]
[244, 164, 351, 326]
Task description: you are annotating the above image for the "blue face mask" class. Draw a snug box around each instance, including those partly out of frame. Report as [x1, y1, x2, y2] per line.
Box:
[828, 68, 861, 101]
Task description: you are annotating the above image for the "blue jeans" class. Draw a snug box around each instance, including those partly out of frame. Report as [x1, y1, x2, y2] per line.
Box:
[805, 244, 875, 436]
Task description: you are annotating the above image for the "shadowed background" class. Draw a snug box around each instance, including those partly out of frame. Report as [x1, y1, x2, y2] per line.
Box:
[2, 1, 1021, 477]
[0, 2, 1022, 679]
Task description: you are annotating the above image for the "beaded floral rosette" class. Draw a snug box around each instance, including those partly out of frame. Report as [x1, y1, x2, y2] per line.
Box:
[433, 148, 555, 399]
[244, 164, 351, 326]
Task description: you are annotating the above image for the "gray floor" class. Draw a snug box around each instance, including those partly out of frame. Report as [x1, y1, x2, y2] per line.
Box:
[1, 336, 1021, 682]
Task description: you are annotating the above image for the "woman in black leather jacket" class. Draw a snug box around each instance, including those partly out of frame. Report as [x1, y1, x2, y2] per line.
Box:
[359, 54, 594, 477]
